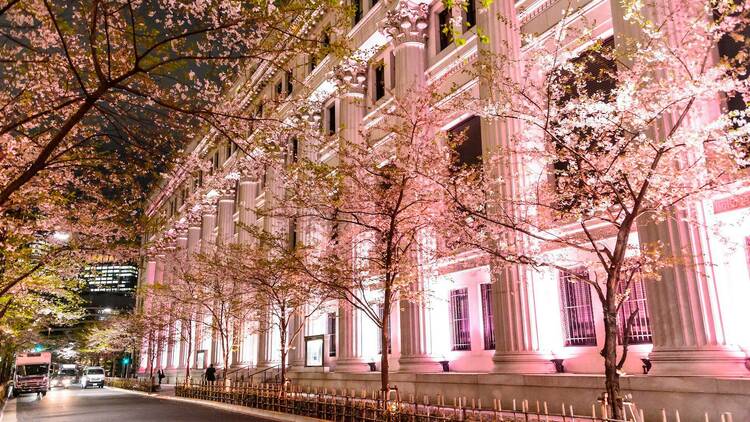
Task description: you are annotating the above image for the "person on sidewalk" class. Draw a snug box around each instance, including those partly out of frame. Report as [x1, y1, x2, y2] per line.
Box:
[158, 369, 165, 385]
[205, 364, 216, 383]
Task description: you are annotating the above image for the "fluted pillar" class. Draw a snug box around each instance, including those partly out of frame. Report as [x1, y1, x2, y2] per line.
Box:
[607, 0, 748, 376]
[475, 0, 554, 374]
[289, 312, 307, 369]
[216, 196, 235, 245]
[637, 206, 747, 375]
[175, 236, 189, 371]
[335, 300, 367, 371]
[237, 180, 257, 244]
[198, 211, 217, 366]
[200, 212, 216, 253]
[256, 307, 276, 368]
[381, 0, 440, 373]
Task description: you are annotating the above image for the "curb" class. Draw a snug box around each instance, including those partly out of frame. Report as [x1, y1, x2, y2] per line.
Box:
[106, 386, 324, 422]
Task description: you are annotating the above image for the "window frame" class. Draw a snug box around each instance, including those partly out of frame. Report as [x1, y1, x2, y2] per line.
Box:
[449, 287, 471, 351]
[559, 268, 597, 347]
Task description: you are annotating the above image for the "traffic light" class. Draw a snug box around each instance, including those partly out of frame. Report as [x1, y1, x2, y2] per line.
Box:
[122, 356, 131, 365]
[34, 344, 43, 352]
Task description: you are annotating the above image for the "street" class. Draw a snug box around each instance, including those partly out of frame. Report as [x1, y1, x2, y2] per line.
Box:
[2, 386, 273, 422]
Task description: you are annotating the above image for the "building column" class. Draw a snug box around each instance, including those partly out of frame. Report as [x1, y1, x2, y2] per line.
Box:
[381, 0, 441, 372]
[175, 235, 189, 372]
[237, 179, 257, 245]
[382, 0, 440, 373]
[637, 206, 747, 376]
[474, 0, 555, 374]
[335, 300, 368, 371]
[236, 179, 256, 367]
[256, 308, 276, 369]
[153, 255, 166, 372]
[199, 211, 217, 366]
[186, 224, 201, 370]
[606, 0, 748, 376]
[216, 195, 236, 368]
[289, 312, 307, 370]
[327, 56, 369, 373]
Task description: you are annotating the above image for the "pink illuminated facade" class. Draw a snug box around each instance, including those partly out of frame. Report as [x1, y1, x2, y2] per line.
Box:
[140, 0, 750, 419]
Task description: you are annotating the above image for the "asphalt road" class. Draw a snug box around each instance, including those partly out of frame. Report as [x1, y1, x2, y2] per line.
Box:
[2, 385, 274, 422]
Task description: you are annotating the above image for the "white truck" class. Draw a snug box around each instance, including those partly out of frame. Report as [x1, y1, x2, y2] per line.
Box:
[13, 352, 51, 397]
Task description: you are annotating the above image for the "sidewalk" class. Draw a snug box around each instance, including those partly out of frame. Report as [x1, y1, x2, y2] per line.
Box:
[107, 384, 323, 422]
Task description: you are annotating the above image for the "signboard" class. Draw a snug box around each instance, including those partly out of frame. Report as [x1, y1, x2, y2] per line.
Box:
[305, 335, 325, 367]
[196, 350, 206, 369]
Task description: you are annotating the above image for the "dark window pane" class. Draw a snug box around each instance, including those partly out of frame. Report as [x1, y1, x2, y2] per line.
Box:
[374, 62, 386, 101]
[480, 284, 495, 350]
[438, 9, 451, 51]
[465, 0, 476, 29]
[328, 313, 337, 357]
[449, 115, 483, 168]
[450, 288, 471, 351]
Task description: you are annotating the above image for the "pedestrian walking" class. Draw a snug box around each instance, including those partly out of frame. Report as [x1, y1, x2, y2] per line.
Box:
[157, 368, 165, 385]
[205, 364, 216, 383]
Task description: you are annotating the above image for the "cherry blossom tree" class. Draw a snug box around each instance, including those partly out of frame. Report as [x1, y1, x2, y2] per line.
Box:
[441, 1, 750, 417]
[149, 242, 256, 382]
[0, 0, 343, 308]
[285, 88, 457, 392]
[223, 227, 329, 391]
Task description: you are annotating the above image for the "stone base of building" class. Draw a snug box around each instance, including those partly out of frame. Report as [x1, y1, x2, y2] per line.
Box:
[648, 347, 749, 377]
[334, 358, 371, 373]
[397, 356, 443, 373]
[492, 352, 556, 374]
[289, 371, 750, 421]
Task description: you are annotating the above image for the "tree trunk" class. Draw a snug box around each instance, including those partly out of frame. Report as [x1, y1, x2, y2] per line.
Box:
[603, 310, 622, 419]
[380, 294, 391, 394]
[279, 316, 287, 392]
[185, 325, 193, 383]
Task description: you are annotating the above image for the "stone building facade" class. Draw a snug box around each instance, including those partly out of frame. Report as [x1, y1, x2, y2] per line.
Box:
[139, 0, 750, 419]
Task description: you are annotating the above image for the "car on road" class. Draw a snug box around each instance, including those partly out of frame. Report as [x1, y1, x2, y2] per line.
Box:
[51, 365, 78, 388]
[80, 366, 105, 389]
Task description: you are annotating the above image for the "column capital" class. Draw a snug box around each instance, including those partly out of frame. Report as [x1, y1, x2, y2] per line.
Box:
[380, 0, 429, 47]
[334, 57, 368, 97]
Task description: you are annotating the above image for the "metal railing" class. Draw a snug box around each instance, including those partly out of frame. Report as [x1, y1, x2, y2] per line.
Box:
[176, 382, 689, 422]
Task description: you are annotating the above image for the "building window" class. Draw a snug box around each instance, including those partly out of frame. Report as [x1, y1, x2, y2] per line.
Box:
[551, 37, 617, 210]
[289, 218, 297, 247]
[197, 170, 204, 188]
[717, 6, 750, 159]
[211, 151, 219, 174]
[464, 0, 476, 30]
[326, 103, 337, 135]
[449, 115, 483, 169]
[480, 283, 495, 350]
[327, 312, 337, 357]
[353, 0, 362, 24]
[373, 61, 386, 102]
[377, 304, 392, 354]
[617, 275, 652, 344]
[288, 137, 299, 164]
[438, 8, 452, 52]
[559, 269, 597, 346]
[275, 80, 283, 98]
[449, 288, 471, 351]
[309, 54, 318, 74]
[225, 142, 232, 159]
[286, 70, 294, 95]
